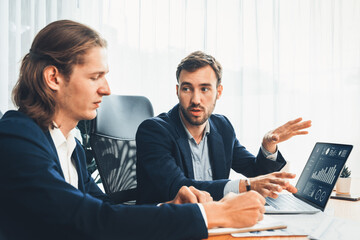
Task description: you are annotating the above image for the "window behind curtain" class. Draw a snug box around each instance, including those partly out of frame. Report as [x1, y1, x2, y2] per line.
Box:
[1, 0, 359, 177]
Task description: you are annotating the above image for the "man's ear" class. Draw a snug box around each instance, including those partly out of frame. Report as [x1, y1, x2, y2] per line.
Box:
[176, 84, 180, 98]
[216, 84, 223, 100]
[43, 66, 61, 91]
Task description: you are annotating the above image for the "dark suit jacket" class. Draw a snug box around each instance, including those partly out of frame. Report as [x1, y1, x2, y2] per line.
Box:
[0, 111, 207, 240]
[136, 104, 286, 204]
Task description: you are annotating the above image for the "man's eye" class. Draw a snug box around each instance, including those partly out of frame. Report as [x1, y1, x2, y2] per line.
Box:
[182, 87, 190, 91]
[90, 76, 99, 80]
[202, 87, 209, 92]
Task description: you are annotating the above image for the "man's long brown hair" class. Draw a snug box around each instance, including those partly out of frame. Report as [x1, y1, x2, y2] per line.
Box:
[12, 20, 107, 130]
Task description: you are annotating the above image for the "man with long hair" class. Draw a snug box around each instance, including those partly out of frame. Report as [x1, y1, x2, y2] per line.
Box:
[0, 20, 266, 240]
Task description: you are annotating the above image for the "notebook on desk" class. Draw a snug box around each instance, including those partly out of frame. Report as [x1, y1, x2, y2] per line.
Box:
[265, 142, 353, 214]
[208, 215, 287, 236]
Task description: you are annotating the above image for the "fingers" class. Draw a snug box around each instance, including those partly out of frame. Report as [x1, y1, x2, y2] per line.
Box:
[288, 119, 312, 133]
[295, 130, 309, 135]
[265, 183, 283, 192]
[178, 186, 198, 203]
[281, 118, 311, 136]
[273, 172, 296, 179]
[215, 191, 266, 228]
[261, 186, 279, 198]
[285, 184, 298, 193]
[243, 191, 266, 223]
[189, 186, 213, 203]
[258, 204, 266, 221]
[245, 190, 266, 205]
[287, 117, 303, 125]
[252, 173, 297, 198]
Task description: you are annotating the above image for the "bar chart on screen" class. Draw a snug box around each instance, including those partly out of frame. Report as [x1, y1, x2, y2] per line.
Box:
[311, 164, 338, 185]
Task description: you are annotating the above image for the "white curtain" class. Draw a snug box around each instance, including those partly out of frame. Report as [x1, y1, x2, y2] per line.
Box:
[1, 0, 359, 177]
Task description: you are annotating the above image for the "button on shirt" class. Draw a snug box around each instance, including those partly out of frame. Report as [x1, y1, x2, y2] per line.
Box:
[179, 112, 278, 195]
[49, 126, 78, 189]
[181, 120, 212, 181]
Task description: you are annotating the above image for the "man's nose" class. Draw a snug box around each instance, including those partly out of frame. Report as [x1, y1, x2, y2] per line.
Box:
[191, 90, 201, 105]
[99, 78, 111, 96]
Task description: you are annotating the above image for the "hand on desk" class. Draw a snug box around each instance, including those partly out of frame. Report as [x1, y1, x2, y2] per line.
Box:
[166, 186, 213, 204]
[167, 187, 266, 230]
[204, 191, 265, 229]
[250, 172, 298, 198]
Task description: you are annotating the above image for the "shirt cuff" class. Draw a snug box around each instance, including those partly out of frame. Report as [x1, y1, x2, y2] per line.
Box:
[197, 203, 208, 228]
[159, 203, 208, 228]
[261, 144, 278, 161]
[223, 179, 240, 196]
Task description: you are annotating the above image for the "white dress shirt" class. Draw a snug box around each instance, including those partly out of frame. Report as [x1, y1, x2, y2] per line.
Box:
[49, 125, 78, 189]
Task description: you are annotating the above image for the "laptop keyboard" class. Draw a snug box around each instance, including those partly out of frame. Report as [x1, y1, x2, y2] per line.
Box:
[266, 194, 317, 211]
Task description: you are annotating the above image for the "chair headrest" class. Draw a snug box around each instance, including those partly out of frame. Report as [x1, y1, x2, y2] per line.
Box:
[92, 95, 154, 140]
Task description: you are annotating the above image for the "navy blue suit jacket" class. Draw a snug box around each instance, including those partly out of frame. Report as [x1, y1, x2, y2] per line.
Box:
[136, 104, 286, 204]
[0, 111, 207, 240]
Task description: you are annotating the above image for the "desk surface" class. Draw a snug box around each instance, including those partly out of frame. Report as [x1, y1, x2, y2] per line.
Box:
[205, 178, 360, 240]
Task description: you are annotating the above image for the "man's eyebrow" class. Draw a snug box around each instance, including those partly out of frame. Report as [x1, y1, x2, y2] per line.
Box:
[88, 70, 109, 75]
[180, 81, 193, 86]
[180, 82, 213, 87]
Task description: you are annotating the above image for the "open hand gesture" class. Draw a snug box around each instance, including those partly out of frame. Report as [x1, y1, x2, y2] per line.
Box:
[262, 117, 312, 153]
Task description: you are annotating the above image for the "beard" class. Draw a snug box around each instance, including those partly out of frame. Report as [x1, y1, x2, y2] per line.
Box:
[179, 102, 215, 126]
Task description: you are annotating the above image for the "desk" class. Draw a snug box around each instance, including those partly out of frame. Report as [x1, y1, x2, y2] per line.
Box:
[206, 178, 360, 240]
[327, 177, 360, 221]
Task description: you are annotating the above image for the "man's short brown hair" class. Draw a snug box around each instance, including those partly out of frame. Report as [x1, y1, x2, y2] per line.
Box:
[176, 51, 222, 85]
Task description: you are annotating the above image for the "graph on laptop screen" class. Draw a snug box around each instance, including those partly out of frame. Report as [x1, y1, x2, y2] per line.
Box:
[295, 143, 353, 209]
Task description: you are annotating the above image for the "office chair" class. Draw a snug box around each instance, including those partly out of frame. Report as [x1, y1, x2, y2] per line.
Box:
[90, 95, 154, 204]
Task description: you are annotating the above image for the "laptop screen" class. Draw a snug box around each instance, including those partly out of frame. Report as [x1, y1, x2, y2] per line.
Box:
[294, 142, 353, 210]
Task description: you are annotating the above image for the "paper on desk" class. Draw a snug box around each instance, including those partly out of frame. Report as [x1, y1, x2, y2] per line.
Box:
[309, 216, 360, 240]
[261, 211, 360, 240]
[208, 215, 286, 236]
[232, 226, 307, 238]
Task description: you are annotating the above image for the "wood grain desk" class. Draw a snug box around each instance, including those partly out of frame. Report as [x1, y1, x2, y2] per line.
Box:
[205, 178, 360, 240]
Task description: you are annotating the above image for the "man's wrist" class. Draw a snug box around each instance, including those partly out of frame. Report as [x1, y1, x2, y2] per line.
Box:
[245, 178, 251, 191]
[203, 201, 226, 229]
[239, 179, 250, 193]
[261, 144, 278, 161]
[261, 136, 277, 153]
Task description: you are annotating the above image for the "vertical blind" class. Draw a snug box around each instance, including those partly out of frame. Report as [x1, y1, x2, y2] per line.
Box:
[0, 0, 359, 176]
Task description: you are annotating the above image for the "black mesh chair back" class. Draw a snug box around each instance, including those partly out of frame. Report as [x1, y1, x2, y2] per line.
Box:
[90, 95, 154, 204]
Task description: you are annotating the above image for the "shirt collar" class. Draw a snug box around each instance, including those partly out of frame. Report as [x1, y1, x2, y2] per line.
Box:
[178, 109, 210, 141]
[49, 123, 77, 153]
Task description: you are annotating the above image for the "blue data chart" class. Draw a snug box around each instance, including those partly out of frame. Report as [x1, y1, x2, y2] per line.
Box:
[311, 164, 338, 185]
[295, 143, 353, 209]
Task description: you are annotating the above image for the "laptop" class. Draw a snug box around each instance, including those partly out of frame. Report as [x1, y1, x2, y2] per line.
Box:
[265, 142, 353, 214]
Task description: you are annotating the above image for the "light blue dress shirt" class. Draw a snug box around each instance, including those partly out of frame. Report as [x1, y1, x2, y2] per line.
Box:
[179, 112, 278, 195]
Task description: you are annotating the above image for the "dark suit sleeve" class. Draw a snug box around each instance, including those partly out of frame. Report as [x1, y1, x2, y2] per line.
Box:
[0, 121, 207, 240]
[136, 119, 229, 204]
[231, 139, 286, 177]
[220, 116, 286, 177]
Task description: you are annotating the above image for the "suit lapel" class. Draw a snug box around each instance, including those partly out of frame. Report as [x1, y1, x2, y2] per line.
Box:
[170, 105, 195, 179]
[176, 138, 194, 178]
[71, 144, 84, 191]
[208, 120, 227, 179]
[46, 131, 84, 191]
[45, 131, 64, 178]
